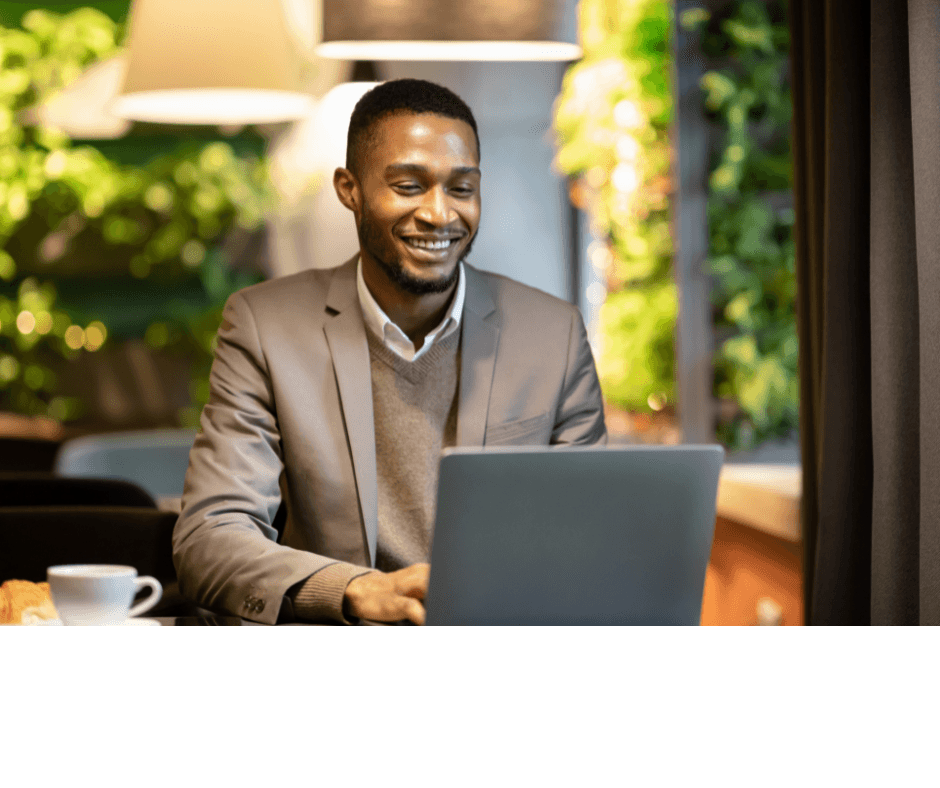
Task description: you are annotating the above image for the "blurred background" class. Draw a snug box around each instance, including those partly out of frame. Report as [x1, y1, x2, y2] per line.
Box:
[0, 0, 803, 624]
[0, 0, 797, 462]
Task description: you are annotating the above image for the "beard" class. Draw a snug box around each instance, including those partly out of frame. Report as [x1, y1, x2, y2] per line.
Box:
[358, 209, 476, 296]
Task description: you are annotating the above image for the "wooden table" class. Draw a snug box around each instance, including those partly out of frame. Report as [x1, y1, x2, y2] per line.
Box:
[700, 464, 803, 626]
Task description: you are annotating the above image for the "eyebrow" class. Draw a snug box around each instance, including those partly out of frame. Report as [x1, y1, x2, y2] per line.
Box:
[384, 163, 481, 177]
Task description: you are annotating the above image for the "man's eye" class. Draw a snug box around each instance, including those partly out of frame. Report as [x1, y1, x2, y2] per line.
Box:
[394, 183, 422, 193]
[451, 186, 475, 196]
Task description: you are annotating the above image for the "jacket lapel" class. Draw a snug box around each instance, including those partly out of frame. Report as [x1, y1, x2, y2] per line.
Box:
[457, 265, 500, 447]
[323, 259, 378, 566]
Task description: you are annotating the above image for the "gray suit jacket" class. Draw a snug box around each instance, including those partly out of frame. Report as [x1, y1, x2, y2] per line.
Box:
[173, 258, 606, 623]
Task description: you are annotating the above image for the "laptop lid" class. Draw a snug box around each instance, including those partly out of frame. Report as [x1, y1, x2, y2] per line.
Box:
[425, 444, 724, 625]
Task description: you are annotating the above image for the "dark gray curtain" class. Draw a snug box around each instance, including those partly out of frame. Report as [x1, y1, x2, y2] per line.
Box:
[791, 0, 940, 624]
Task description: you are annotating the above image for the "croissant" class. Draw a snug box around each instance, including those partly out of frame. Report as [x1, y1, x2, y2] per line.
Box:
[0, 580, 57, 625]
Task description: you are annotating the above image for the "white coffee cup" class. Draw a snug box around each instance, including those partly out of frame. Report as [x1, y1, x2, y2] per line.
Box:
[47, 565, 163, 626]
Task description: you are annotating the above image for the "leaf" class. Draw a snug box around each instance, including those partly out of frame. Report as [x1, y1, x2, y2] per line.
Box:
[701, 70, 737, 111]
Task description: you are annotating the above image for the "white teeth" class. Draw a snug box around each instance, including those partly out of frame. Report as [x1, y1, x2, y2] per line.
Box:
[406, 238, 453, 250]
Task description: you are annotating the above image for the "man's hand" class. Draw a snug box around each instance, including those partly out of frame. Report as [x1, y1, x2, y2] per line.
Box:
[343, 563, 430, 625]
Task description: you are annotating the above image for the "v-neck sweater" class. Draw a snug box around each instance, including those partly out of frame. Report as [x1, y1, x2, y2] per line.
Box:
[290, 325, 461, 623]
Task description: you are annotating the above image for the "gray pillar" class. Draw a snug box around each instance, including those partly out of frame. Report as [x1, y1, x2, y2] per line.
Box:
[673, 0, 716, 444]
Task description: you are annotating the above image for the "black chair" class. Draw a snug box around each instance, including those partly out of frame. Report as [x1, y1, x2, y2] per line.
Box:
[0, 437, 60, 473]
[0, 474, 157, 508]
[0, 506, 177, 584]
[0, 506, 211, 617]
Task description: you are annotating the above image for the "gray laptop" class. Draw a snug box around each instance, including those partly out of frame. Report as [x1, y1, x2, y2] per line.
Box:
[425, 445, 724, 625]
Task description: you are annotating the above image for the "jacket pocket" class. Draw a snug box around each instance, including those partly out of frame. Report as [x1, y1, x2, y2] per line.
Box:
[484, 412, 553, 446]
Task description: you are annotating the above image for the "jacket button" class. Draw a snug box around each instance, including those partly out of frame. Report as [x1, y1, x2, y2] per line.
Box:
[254, 599, 265, 612]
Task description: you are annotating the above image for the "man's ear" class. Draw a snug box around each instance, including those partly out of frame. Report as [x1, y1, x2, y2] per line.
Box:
[333, 167, 360, 214]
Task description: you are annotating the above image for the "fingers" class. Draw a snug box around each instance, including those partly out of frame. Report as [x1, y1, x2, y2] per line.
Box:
[361, 594, 425, 625]
[399, 596, 426, 626]
[394, 563, 431, 600]
[394, 565, 429, 623]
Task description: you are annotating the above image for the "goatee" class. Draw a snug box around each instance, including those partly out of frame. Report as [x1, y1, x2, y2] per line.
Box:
[359, 212, 475, 295]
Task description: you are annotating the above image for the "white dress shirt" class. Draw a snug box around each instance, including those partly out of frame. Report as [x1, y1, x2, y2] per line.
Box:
[356, 256, 466, 362]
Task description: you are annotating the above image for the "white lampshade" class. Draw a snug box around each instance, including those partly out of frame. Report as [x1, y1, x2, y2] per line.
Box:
[317, 0, 581, 61]
[111, 0, 314, 124]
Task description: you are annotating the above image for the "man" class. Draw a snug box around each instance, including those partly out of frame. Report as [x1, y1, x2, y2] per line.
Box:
[173, 79, 606, 625]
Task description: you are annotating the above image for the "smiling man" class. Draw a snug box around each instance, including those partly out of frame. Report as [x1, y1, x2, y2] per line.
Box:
[173, 79, 607, 625]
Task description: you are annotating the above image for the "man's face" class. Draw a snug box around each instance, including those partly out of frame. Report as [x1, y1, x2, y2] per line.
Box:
[352, 112, 481, 296]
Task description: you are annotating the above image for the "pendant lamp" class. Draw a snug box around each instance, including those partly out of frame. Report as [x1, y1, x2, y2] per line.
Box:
[111, 0, 314, 124]
[317, 0, 581, 61]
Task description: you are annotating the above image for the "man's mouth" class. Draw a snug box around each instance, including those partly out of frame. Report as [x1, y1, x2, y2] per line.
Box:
[402, 236, 460, 251]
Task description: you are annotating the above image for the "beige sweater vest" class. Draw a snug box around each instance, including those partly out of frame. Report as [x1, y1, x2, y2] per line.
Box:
[291, 326, 460, 622]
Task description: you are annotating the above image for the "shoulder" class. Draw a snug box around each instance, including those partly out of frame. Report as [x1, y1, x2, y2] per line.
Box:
[225, 259, 357, 328]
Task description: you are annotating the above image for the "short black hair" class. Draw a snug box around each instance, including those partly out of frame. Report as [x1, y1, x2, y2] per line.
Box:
[345, 78, 480, 176]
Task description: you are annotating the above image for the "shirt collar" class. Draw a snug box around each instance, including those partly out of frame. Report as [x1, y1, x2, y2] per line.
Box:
[356, 255, 466, 362]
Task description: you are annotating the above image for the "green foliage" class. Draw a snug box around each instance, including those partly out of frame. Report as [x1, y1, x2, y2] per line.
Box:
[0, 8, 268, 423]
[597, 279, 677, 406]
[683, 0, 798, 449]
[553, 0, 676, 412]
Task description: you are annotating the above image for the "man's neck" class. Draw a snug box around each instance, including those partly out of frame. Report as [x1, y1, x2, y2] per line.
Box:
[361, 262, 458, 348]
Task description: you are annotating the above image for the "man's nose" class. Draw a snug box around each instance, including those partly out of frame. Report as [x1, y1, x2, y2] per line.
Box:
[414, 187, 453, 225]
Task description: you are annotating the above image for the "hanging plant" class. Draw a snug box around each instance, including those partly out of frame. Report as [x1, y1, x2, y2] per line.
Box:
[0, 8, 269, 425]
[682, 0, 797, 449]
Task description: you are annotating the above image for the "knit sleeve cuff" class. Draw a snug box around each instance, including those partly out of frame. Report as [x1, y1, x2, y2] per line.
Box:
[292, 562, 376, 624]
